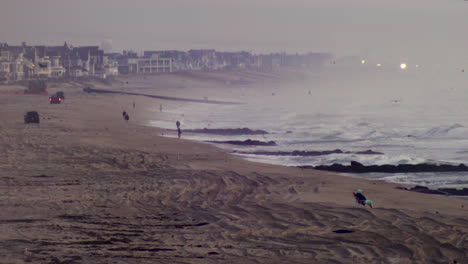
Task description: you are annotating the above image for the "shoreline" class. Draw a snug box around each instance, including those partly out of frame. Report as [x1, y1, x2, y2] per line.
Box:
[158, 128, 468, 196]
[104, 72, 468, 194]
[0, 72, 467, 263]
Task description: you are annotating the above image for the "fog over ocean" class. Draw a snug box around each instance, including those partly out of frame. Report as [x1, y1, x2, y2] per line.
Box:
[148, 66, 468, 189]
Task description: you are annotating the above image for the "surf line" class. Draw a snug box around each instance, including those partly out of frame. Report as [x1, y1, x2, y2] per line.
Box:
[83, 87, 243, 105]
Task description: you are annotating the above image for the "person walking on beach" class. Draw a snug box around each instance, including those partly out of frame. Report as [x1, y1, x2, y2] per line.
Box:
[353, 189, 373, 208]
[176, 120, 181, 139]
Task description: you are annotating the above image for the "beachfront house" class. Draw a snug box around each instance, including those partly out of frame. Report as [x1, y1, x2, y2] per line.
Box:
[0, 50, 11, 81]
[137, 54, 173, 73]
[118, 58, 139, 75]
[102, 55, 119, 77]
[143, 50, 188, 72]
[116, 50, 139, 75]
[50, 56, 65, 77]
[0, 42, 110, 80]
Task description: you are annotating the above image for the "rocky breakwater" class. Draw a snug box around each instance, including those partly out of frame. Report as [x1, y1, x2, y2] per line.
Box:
[396, 186, 468, 196]
[236, 149, 383, 156]
[207, 139, 276, 146]
[299, 161, 468, 196]
[183, 128, 268, 135]
[305, 161, 468, 174]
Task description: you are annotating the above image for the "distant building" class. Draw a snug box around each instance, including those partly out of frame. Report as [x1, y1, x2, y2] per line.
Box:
[116, 50, 139, 74]
[143, 50, 188, 71]
[71, 46, 104, 76]
[34, 56, 52, 78]
[103, 54, 119, 77]
[0, 41, 335, 82]
[11, 53, 35, 80]
[138, 54, 172, 73]
[50, 56, 65, 77]
[118, 58, 139, 74]
[0, 42, 109, 81]
[68, 65, 86, 77]
[215, 51, 254, 70]
[188, 49, 216, 70]
[0, 51, 11, 81]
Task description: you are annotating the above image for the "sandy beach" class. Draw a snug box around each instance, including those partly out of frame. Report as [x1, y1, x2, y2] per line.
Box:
[0, 72, 467, 264]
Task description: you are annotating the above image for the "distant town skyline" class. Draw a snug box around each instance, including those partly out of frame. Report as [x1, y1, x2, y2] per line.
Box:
[1, 0, 467, 67]
[1, 42, 336, 82]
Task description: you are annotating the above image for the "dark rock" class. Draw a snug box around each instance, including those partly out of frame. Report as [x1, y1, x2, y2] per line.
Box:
[183, 127, 268, 135]
[355, 149, 384, 155]
[239, 149, 343, 156]
[438, 188, 468, 196]
[350, 161, 365, 167]
[379, 164, 397, 173]
[408, 185, 447, 195]
[410, 185, 429, 191]
[311, 161, 468, 174]
[297, 165, 315, 169]
[237, 149, 383, 157]
[315, 163, 349, 172]
[350, 161, 366, 173]
[400, 186, 468, 196]
[208, 139, 276, 146]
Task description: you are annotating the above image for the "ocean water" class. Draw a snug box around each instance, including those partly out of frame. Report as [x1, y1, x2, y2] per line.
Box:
[146, 67, 468, 189]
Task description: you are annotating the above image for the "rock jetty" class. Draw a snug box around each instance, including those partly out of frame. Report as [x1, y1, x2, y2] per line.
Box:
[183, 128, 268, 135]
[397, 186, 468, 196]
[302, 161, 468, 173]
[208, 139, 276, 146]
[237, 149, 383, 156]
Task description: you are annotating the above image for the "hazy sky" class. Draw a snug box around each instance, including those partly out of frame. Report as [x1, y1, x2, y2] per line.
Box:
[1, 0, 467, 66]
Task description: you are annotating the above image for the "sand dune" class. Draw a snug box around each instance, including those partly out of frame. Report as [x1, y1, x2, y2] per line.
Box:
[0, 74, 466, 263]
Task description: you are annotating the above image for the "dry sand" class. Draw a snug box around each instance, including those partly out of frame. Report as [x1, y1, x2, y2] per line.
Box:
[0, 72, 467, 264]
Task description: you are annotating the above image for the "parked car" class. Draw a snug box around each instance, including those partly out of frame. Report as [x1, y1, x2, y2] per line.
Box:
[24, 111, 40, 124]
[49, 95, 61, 104]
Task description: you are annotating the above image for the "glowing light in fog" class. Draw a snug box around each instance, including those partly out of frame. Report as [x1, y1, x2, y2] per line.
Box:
[361, 60, 366, 64]
[400, 63, 407, 70]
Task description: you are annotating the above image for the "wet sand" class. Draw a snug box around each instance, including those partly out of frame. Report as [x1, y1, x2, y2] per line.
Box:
[0, 72, 467, 264]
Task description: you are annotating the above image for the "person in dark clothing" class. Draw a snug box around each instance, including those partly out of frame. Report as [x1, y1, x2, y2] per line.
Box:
[176, 120, 181, 139]
[122, 111, 127, 117]
[124, 113, 129, 121]
[353, 189, 373, 208]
